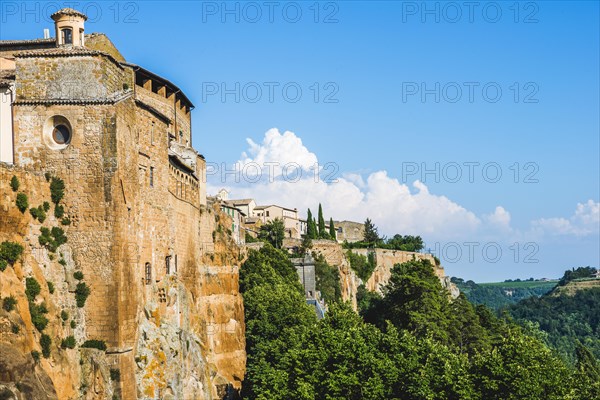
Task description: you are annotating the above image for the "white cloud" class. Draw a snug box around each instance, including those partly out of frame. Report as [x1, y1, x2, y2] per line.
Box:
[208, 128, 599, 243]
[483, 206, 512, 232]
[236, 128, 318, 177]
[532, 200, 600, 237]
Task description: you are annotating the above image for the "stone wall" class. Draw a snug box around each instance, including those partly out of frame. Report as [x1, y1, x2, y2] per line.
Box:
[3, 37, 245, 399]
[350, 248, 446, 294]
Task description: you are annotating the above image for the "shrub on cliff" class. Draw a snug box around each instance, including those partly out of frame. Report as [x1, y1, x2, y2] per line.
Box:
[0, 259, 6, 272]
[50, 177, 65, 204]
[39, 227, 67, 253]
[2, 296, 17, 312]
[54, 204, 64, 218]
[30, 205, 47, 223]
[82, 340, 106, 351]
[29, 303, 49, 331]
[40, 334, 52, 358]
[61, 335, 76, 349]
[75, 282, 91, 307]
[25, 277, 41, 301]
[16, 193, 28, 213]
[0, 241, 24, 266]
[10, 176, 19, 192]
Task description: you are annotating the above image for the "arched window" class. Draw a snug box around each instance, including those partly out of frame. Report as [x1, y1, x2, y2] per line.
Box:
[145, 263, 152, 285]
[61, 28, 72, 45]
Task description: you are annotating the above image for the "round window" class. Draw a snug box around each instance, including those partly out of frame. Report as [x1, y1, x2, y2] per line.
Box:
[43, 116, 73, 150]
[52, 124, 71, 144]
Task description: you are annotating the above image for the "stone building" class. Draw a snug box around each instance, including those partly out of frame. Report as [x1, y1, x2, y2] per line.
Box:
[228, 197, 305, 239]
[334, 220, 365, 243]
[0, 8, 244, 400]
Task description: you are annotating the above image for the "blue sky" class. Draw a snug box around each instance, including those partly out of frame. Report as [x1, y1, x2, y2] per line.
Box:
[2, 1, 598, 281]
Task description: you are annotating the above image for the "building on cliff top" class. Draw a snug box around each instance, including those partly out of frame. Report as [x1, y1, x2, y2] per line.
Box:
[226, 196, 307, 239]
[0, 9, 245, 399]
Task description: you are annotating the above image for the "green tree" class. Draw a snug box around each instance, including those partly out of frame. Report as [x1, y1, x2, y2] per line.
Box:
[306, 209, 317, 239]
[240, 245, 316, 400]
[363, 218, 379, 245]
[572, 343, 600, 399]
[374, 259, 451, 342]
[313, 253, 341, 303]
[299, 234, 312, 256]
[328, 217, 336, 240]
[317, 203, 328, 239]
[257, 218, 285, 249]
[471, 327, 572, 400]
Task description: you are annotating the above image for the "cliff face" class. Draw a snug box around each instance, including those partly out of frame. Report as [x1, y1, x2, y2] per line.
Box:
[0, 166, 245, 400]
[310, 241, 459, 310]
[309, 240, 360, 310]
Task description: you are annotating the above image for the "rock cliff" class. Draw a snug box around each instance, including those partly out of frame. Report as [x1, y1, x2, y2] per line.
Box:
[0, 166, 245, 399]
[310, 241, 459, 310]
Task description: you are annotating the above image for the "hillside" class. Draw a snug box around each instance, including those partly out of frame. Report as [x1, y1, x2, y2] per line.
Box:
[551, 278, 600, 296]
[451, 278, 557, 310]
[507, 268, 600, 363]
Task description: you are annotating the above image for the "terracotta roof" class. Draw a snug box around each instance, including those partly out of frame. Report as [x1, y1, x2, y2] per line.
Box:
[122, 62, 195, 109]
[14, 47, 124, 69]
[14, 89, 133, 106]
[0, 69, 15, 86]
[230, 199, 255, 205]
[221, 201, 247, 216]
[255, 204, 297, 212]
[0, 38, 55, 47]
[51, 8, 88, 21]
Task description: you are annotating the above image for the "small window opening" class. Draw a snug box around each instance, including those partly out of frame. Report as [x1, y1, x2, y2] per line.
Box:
[62, 28, 72, 45]
[145, 263, 152, 285]
[165, 256, 172, 275]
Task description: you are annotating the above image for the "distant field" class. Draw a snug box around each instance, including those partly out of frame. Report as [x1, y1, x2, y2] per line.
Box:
[478, 280, 559, 289]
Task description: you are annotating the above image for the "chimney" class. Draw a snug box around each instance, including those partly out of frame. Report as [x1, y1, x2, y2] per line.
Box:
[43, 29, 50, 39]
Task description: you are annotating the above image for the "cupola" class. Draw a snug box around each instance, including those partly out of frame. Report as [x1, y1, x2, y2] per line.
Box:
[51, 8, 87, 47]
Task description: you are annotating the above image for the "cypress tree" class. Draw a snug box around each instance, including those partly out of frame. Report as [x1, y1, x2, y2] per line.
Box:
[318, 203, 328, 239]
[329, 218, 336, 240]
[306, 209, 317, 239]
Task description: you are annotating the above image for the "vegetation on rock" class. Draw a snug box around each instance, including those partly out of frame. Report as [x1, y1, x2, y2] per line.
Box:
[257, 218, 285, 249]
[16, 193, 28, 213]
[75, 282, 91, 307]
[10, 175, 20, 192]
[61, 336, 76, 349]
[81, 340, 107, 351]
[0, 241, 23, 267]
[40, 334, 52, 358]
[2, 296, 17, 312]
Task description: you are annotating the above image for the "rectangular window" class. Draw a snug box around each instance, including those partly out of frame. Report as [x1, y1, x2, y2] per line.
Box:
[62, 28, 72, 45]
[165, 256, 172, 275]
[150, 167, 154, 187]
[145, 263, 152, 285]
